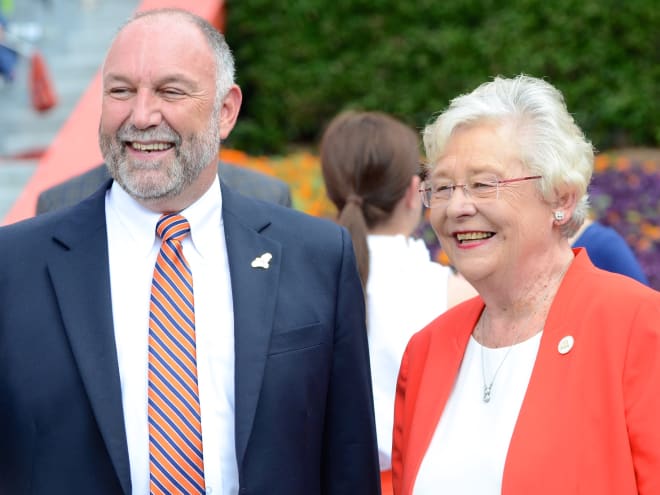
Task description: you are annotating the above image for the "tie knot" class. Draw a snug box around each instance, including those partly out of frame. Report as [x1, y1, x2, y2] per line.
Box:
[156, 214, 191, 242]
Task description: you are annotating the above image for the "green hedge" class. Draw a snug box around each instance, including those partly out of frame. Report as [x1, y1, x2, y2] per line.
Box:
[225, 0, 659, 155]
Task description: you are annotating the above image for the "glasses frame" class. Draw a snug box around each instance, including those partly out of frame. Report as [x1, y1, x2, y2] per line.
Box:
[419, 175, 542, 208]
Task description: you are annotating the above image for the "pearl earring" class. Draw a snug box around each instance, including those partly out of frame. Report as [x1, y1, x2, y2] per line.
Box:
[554, 211, 565, 221]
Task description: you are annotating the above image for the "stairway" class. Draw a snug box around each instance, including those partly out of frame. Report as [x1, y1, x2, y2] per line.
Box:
[0, 0, 138, 219]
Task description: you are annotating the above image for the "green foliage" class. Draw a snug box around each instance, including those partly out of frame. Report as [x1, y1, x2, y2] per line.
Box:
[225, 0, 659, 154]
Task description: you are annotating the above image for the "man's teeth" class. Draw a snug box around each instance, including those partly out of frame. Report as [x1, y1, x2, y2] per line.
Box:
[131, 142, 172, 151]
[456, 232, 492, 241]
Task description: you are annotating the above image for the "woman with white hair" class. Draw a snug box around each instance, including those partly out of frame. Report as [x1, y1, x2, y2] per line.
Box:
[391, 75, 660, 494]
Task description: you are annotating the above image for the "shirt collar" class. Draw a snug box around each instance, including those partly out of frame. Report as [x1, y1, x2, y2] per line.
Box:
[180, 175, 223, 259]
[107, 176, 223, 258]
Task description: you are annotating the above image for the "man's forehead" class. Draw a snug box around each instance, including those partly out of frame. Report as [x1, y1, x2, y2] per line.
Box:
[104, 16, 209, 72]
[113, 13, 200, 49]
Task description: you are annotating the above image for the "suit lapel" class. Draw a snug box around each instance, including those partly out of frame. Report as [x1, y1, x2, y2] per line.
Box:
[221, 184, 281, 468]
[47, 185, 131, 495]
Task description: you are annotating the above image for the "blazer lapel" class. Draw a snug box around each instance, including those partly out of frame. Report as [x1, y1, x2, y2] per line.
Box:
[47, 185, 131, 495]
[221, 184, 281, 468]
[503, 249, 588, 492]
[403, 300, 483, 494]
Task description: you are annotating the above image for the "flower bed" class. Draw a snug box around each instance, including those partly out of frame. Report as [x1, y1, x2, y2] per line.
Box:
[589, 152, 660, 289]
[220, 148, 336, 217]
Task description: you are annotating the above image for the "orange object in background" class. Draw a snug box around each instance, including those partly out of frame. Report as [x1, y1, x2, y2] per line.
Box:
[2, 0, 225, 226]
[29, 51, 57, 113]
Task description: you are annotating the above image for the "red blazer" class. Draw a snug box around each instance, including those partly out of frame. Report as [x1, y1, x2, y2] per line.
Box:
[392, 249, 660, 495]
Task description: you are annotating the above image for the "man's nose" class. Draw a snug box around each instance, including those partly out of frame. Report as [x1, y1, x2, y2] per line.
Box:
[130, 89, 162, 129]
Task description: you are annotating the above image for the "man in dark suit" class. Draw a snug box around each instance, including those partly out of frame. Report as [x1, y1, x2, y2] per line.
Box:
[0, 8, 380, 495]
[36, 161, 293, 214]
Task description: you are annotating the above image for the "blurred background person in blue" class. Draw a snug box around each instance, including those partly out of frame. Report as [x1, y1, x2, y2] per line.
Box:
[570, 212, 649, 284]
[0, 13, 19, 83]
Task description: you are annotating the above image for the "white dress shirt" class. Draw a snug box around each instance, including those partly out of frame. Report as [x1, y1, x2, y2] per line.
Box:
[106, 177, 238, 495]
[366, 234, 451, 470]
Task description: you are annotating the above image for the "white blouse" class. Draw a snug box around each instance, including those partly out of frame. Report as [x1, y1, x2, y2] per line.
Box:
[413, 332, 542, 494]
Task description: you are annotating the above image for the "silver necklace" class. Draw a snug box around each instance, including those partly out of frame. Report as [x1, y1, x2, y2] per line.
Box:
[477, 310, 527, 404]
[480, 339, 518, 403]
[477, 264, 568, 403]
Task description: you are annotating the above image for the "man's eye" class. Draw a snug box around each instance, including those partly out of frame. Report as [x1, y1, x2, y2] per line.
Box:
[109, 88, 130, 95]
[162, 88, 185, 97]
[435, 184, 453, 193]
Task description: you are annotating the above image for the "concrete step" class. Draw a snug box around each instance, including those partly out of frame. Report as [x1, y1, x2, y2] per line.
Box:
[0, 0, 139, 218]
[0, 160, 38, 219]
[0, 0, 139, 158]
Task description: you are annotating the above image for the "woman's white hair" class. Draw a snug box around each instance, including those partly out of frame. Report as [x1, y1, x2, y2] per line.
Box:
[422, 74, 594, 237]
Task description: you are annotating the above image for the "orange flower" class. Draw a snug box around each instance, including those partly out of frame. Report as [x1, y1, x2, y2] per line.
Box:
[615, 156, 631, 171]
[219, 148, 251, 165]
[642, 160, 659, 174]
[593, 154, 611, 172]
[641, 222, 660, 241]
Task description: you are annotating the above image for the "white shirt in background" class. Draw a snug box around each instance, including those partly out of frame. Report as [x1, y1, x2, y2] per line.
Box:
[366, 234, 451, 470]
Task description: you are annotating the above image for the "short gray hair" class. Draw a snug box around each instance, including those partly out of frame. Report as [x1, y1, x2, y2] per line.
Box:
[422, 74, 594, 237]
[115, 8, 236, 109]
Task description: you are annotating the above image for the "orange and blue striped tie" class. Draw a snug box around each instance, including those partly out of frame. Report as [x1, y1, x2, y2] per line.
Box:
[148, 214, 205, 494]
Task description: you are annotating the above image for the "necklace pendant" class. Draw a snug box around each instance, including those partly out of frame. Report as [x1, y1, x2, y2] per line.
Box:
[483, 384, 492, 403]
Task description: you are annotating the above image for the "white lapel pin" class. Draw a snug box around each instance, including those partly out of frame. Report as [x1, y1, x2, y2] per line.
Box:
[251, 252, 272, 269]
[558, 335, 574, 355]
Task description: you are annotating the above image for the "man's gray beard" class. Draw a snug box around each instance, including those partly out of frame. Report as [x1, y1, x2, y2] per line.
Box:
[99, 116, 220, 201]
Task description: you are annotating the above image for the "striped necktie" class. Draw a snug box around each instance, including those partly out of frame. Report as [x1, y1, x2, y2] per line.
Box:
[147, 214, 205, 494]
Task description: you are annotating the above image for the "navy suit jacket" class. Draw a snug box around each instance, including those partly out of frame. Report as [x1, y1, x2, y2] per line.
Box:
[0, 181, 380, 494]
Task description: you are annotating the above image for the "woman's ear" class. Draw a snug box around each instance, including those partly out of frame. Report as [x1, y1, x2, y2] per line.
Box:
[552, 187, 578, 224]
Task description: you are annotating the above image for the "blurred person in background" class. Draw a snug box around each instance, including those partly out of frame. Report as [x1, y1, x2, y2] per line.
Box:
[0, 13, 19, 83]
[570, 212, 649, 285]
[320, 110, 475, 495]
[392, 75, 660, 494]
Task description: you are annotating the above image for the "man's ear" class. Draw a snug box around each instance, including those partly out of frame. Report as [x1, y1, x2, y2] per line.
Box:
[218, 85, 242, 140]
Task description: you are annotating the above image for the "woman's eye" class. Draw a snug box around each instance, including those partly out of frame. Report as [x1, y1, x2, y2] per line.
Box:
[472, 180, 497, 190]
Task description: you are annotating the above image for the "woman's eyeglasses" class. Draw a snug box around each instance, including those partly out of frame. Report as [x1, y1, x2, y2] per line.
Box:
[419, 175, 542, 208]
